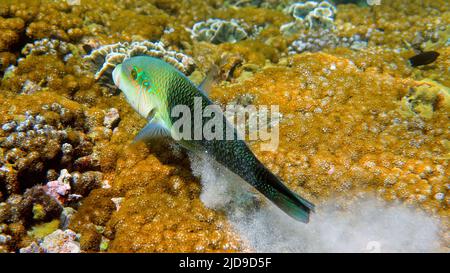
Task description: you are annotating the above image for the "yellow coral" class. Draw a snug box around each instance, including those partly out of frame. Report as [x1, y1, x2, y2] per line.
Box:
[32, 204, 46, 221]
[398, 79, 450, 120]
[28, 219, 60, 240]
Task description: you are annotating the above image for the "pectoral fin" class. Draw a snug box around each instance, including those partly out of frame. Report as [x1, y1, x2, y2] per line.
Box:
[133, 118, 171, 143]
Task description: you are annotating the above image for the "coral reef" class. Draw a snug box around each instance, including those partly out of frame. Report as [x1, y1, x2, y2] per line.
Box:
[84, 41, 195, 80]
[280, 1, 374, 54]
[0, 0, 449, 253]
[288, 28, 367, 53]
[28, 219, 60, 240]
[281, 1, 337, 35]
[20, 228, 80, 253]
[0, 0, 89, 75]
[190, 19, 249, 44]
[211, 52, 449, 217]
[398, 79, 450, 121]
[21, 38, 79, 59]
[332, 0, 369, 6]
[0, 100, 98, 196]
[0, 16, 24, 74]
[0, 92, 113, 252]
[68, 143, 244, 252]
[225, 0, 290, 9]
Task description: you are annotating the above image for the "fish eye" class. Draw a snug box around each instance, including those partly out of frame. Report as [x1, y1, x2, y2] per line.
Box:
[130, 67, 138, 80]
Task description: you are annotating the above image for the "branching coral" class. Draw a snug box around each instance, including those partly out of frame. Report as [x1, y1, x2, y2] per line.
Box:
[84, 41, 195, 80]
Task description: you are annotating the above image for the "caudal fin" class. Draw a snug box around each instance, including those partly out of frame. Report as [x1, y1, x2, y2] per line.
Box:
[271, 189, 315, 223]
[259, 166, 315, 223]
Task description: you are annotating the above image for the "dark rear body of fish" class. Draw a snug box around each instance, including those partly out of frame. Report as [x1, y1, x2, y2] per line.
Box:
[166, 72, 315, 222]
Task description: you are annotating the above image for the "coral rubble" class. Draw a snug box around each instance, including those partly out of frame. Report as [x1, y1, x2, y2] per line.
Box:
[20, 228, 80, 253]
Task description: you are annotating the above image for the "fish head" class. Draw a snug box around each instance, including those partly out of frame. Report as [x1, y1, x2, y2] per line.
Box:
[113, 57, 155, 93]
[112, 56, 161, 118]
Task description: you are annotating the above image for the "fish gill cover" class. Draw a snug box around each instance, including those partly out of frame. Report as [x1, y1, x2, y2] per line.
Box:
[0, 0, 448, 253]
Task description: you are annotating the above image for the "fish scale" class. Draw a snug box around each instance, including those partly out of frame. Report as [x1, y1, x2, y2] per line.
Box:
[166, 72, 271, 192]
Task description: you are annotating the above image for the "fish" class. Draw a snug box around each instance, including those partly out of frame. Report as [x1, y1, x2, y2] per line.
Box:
[112, 56, 315, 223]
[408, 51, 440, 67]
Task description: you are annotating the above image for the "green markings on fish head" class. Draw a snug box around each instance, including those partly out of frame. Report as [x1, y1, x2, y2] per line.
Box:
[113, 56, 181, 142]
[112, 56, 174, 119]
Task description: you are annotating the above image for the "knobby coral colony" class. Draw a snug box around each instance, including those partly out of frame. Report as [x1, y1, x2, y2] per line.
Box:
[281, 1, 337, 34]
[190, 19, 249, 44]
[0, 0, 449, 253]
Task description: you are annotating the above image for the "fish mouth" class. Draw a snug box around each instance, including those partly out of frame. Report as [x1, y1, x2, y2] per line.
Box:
[112, 64, 122, 87]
